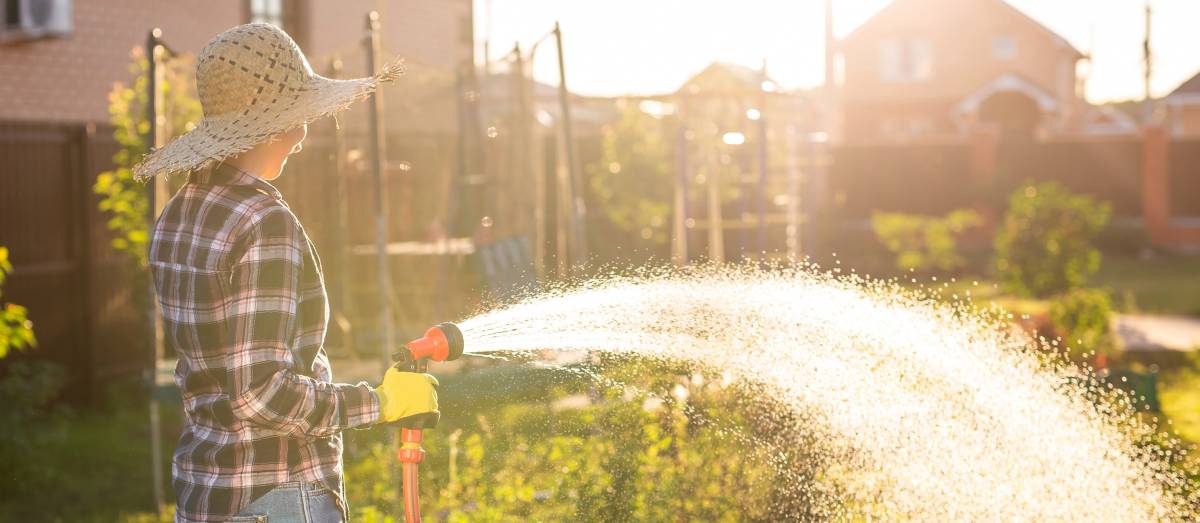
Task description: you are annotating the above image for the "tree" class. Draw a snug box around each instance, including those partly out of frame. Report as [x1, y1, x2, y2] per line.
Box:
[872, 209, 981, 273]
[587, 103, 675, 251]
[1049, 288, 1117, 361]
[0, 247, 35, 359]
[93, 48, 201, 268]
[994, 181, 1110, 297]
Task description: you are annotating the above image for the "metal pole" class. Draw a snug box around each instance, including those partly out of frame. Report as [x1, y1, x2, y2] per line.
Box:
[364, 10, 394, 380]
[553, 22, 588, 272]
[144, 27, 167, 517]
[672, 102, 690, 266]
[1143, 0, 1154, 124]
[706, 139, 724, 264]
[525, 30, 557, 278]
[554, 109, 571, 277]
[824, 0, 837, 141]
[364, 12, 401, 515]
[785, 125, 801, 261]
[756, 63, 770, 256]
[329, 57, 355, 356]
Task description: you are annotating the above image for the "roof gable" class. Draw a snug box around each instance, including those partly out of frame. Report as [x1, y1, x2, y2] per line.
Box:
[1169, 71, 1200, 97]
[839, 0, 1083, 58]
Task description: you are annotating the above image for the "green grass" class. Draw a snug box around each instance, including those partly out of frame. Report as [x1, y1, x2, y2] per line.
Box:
[893, 253, 1200, 318]
[1094, 255, 1200, 316]
[0, 393, 178, 522]
[1160, 366, 1200, 445]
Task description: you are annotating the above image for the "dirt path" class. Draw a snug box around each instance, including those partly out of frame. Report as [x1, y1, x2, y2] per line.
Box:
[1117, 314, 1200, 352]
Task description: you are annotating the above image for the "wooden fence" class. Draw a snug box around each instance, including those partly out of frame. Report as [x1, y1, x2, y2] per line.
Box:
[0, 121, 142, 399]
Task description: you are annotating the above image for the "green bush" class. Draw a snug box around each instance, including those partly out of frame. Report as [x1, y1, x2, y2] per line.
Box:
[994, 181, 1111, 297]
[1048, 288, 1117, 360]
[345, 360, 793, 521]
[0, 360, 69, 515]
[0, 246, 35, 358]
[871, 209, 981, 273]
[588, 103, 674, 250]
[93, 48, 201, 269]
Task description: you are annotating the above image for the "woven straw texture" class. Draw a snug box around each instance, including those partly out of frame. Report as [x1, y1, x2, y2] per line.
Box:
[133, 23, 404, 181]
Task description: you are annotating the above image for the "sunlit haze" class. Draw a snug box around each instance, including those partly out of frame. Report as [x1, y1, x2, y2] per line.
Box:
[477, 0, 1200, 102]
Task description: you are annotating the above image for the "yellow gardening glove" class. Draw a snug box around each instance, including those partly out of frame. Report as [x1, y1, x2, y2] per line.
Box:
[375, 368, 440, 424]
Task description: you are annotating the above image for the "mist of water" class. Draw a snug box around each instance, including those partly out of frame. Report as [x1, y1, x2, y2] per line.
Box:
[454, 265, 1195, 520]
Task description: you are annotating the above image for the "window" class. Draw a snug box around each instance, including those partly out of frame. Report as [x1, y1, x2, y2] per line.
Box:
[2, 0, 72, 43]
[993, 35, 1016, 60]
[880, 38, 932, 83]
[249, 0, 283, 27]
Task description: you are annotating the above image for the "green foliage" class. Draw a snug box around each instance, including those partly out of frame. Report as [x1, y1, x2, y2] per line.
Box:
[871, 209, 981, 273]
[346, 361, 786, 521]
[93, 49, 201, 268]
[0, 246, 36, 359]
[994, 181, 1111, 298]
[0, 374, 180, 523]
[0, 360, 69, 518]
[1048, 288, 1117, 360]
[588, 103, 675, 248]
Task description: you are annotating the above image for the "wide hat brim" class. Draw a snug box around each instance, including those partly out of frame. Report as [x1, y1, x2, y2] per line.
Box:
[132, 58, 405, 182]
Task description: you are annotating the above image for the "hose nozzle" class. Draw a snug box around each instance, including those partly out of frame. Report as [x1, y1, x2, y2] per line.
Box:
[400, 322, 464, 364]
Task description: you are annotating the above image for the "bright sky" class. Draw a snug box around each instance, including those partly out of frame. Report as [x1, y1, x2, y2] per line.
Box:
[476, 0, 1200, 103]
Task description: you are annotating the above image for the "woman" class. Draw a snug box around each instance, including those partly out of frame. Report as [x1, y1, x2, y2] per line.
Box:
[135, 23, 435, 523]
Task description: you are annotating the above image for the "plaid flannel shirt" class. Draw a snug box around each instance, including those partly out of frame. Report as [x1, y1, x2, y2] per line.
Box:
[149, 164, 380, 523]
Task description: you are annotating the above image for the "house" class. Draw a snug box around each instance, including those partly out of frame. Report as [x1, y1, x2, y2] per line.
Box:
[0, 0, 473, 396]
[1165, 71, 1200, 138]
[833, 0, 1085, 143]
[0, 0, 472, 124]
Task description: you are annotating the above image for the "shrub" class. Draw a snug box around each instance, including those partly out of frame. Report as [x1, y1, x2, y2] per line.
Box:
[871, 209, 981, 273]
[1048, 288, 1117, 360]
[93, 48, 201, 269]
[344, 360, 793, 521]
[588, 103, 674, 250]
[994, 181, 1111, 297]
[0, 246, 35, 359]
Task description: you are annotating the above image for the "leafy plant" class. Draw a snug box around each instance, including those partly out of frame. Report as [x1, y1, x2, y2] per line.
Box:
[345, 360, 792, 521]
[93, 48, 201, 268]
[588, 103, 675, 248]
[0, 246, 35, 359]
[871, 209, 981, 273]
[994, 181, 1111, 297]
[1048, 288, 1117, 361]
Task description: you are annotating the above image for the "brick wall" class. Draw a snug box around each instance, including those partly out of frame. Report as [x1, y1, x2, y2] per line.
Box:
[0, 0, 242, 124]
[304, 0, 472, 76]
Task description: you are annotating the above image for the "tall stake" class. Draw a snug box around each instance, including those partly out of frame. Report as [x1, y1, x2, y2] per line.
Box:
[1143, 0, 1154, 124]
[329, 57, 354, 356]
[672, 104, 690, 267]
[145, 28, 167, 516]
[706, 142, 724, 264]
[364, 11, 400, 515]
[553, 22, 588, 272]
[785, 125, 801, 260]
[756, 61, 770, 256]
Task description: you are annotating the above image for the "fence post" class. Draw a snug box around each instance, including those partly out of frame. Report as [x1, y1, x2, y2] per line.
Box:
[969, 127, 1000, 240]
[1141, 125, 1170, 246]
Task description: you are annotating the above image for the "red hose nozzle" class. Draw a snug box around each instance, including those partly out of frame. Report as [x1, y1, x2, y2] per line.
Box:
[402, 322, 464, 363]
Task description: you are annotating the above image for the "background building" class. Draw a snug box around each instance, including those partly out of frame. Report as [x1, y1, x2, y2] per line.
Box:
[835, 0, 1085, 142]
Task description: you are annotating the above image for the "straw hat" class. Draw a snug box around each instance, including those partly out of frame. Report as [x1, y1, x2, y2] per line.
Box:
[133, 23, 404, 181]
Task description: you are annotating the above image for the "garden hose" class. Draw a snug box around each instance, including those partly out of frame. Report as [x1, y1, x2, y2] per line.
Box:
[390, 322, 464, 523]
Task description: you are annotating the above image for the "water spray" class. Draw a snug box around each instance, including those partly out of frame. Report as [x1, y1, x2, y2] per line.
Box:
[390, 322, 464, 523]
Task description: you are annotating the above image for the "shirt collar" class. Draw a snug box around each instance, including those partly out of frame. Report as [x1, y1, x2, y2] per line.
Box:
[190, 162, 283, 200]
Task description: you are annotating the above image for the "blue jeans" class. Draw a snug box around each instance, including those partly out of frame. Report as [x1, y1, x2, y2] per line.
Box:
[229, 481, 345, 523]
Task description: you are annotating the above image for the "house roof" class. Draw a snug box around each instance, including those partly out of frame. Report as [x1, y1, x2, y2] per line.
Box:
[675, 62, 773, 96]
[838, 0, 1084, 59]
[1168, 70, 1200, 97]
